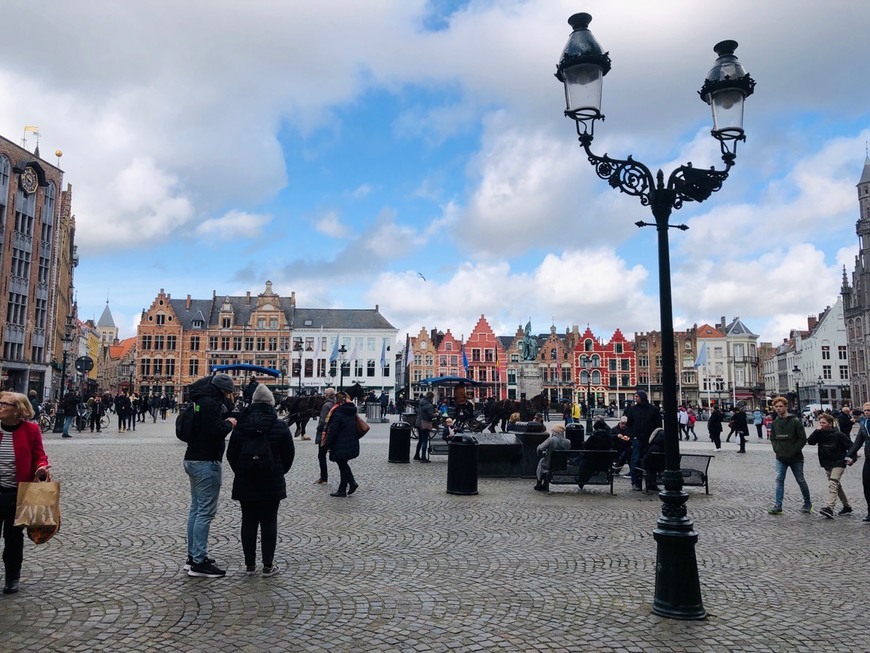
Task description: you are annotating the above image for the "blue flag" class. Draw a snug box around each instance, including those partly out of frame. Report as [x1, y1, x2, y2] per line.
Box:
[329, 337, 340, 363]
[462, 344, 469, 371]
[693, 341, 708, 368]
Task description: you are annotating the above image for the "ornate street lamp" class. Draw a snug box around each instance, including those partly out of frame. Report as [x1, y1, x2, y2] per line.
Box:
[556, 12, 755, 620]
[817, 376, 825, 406]
[338, 344, 348, 391]
[53, 316, 74, 432]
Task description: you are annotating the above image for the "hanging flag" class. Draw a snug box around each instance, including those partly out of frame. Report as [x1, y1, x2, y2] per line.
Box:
[380, 339, 387, 369]
[315, 326, 323, 361]
[462, 343, 469, 372]
[328, 336, 340, 363]
[404, 336, 412, 369]
[694, 340, 708, 368]
[347, 338, 359, 363]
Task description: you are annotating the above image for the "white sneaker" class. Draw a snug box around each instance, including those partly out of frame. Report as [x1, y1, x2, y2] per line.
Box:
[262, 564, 280, 577]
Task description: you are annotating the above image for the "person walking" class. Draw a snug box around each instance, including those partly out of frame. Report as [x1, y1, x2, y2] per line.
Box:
[88, 395, 106, 432]
[687, 409, 698, 441]
[322, 391, 360, 498]
[227, 384, 294, 576]
[626, 390, 662, 492]
[768, 396, 813, 515]
[0, 391, 51, 594]
[753, 408, 764, 439]
[807, 412, 853, 519]
[314, 388, 336, 485]
[731, 405, 749, 453]
[61, 389, 79, 438]
[379, 391, 389, 420]
[845, 402, 870, 523]
[414, 391, 437, 463]
[708, 406, 724, 450]
[677, 407, 689, 440]
[183, 374, 238, 578]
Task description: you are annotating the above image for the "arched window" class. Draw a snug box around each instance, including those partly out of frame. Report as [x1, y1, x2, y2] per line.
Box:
[592, 371, 601, 384]
[584, 339, 593, 351]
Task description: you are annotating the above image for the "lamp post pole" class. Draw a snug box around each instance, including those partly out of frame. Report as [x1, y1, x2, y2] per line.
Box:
[53, 317, 74, 432]
[555, 12, 754, 620]
[585, 357, 593, 433]
[293, 341, 303, 396]
[793, 365, 802, 414]
[817, 376, 824, 406]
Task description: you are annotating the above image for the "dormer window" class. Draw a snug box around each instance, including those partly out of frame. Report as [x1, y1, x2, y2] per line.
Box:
[221, 317, 231, 329]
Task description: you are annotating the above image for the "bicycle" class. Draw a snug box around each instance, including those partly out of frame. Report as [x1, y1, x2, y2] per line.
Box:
[38, 410, 55, 433]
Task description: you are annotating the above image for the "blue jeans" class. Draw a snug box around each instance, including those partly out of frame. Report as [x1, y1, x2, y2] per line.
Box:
[184, 460, 222, 564]
[63, 415, 74, 435]
[774, 458, 811, 508]
[630, 439, 647, 487]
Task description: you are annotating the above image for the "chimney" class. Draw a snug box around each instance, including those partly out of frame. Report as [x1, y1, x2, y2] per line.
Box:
[290, 291, 296, 308]
[807, 315, 818, 330]
[186, 294, 191, 310]
[245, 291, 251, 305]
[375, 304, 379, 312]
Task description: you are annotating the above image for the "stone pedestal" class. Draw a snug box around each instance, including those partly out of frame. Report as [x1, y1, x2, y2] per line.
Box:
[517, 361, 543, 400]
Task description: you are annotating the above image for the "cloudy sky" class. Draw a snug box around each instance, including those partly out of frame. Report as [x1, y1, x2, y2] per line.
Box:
[2, 0, 868, 346]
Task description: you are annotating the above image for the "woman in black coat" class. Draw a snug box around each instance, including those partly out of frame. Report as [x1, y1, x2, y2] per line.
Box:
[227, 385, 294, 576]
[322, 391, 360, 497]
[708, 407, 724, 450]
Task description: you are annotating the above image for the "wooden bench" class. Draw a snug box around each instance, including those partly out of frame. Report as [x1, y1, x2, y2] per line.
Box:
[546, 449, 617, 494]
[645, 453, 714, 494]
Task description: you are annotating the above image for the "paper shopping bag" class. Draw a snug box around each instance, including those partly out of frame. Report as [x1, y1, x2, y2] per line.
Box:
[14, 481, 61, 544]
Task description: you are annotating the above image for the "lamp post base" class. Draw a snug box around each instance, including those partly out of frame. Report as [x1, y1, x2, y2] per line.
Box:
[652, 486, 706, 620]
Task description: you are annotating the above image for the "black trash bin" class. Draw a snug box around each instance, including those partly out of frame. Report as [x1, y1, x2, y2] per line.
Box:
[388, 421, 412, 463]
[566, 422, 585, 449]
[447, 434, 478, 495]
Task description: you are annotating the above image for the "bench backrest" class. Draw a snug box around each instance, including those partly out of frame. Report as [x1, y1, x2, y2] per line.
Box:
[548, 449, 616, 473]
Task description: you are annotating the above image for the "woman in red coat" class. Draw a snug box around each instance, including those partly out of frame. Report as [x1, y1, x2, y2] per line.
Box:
[0, 391, 50, 595]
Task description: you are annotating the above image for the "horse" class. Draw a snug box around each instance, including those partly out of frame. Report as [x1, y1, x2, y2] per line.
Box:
[278, 394, 326, 439]
[344, 382, 366, 403]
[486, 394, 549, 432]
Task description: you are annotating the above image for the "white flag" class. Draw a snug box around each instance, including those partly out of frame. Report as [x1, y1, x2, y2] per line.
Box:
[694, 341, 708, 368]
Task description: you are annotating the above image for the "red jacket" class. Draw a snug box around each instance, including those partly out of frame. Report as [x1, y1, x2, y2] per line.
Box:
[5, 421, 49, 483]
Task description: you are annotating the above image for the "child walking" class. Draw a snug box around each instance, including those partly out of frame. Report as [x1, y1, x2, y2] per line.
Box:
[807, 412, 854, 519]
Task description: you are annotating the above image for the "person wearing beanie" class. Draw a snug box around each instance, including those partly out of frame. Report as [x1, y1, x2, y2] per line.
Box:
[626, 390, 662, 492]
[227, 383, 294, 577]
[183, 374, 238, 578]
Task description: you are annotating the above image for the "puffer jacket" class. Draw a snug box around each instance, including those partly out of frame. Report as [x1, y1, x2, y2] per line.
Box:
[227, 403, 294, 502]
[807, 427, 852, 470]
[770, 413, 806, 462]
[184, 376, 235, 462]
[415, 397, 437, 429]
[324, 402, 360, 462]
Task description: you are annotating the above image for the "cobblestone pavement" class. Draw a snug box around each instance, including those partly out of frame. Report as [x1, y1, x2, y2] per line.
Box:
[1, 416, 869, 652]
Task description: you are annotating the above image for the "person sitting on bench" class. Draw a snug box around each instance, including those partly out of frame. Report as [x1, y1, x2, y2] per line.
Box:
[534, 424, 570, 492]
[577, 419, 613, 489]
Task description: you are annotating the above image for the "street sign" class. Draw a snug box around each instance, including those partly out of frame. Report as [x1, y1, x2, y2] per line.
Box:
[75, 356, 94, 373]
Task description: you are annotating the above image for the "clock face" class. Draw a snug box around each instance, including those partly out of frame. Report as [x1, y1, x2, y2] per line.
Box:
[21, 167, 38, 194]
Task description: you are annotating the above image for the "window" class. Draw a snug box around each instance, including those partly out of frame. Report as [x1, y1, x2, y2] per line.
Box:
[822, 365, 832, 380]
[221, 317, 231, 329]
[233, 336, 241, 351]
[305, 359, 314, 378]
[616, 343, 624, 354]
[256, 337, 265, 351]
[368, 337, 376, 351]
[153, 359, 163, 375]
[141, 335, 152, 350]
[165, 359, 176, 376]
[354, 361, 363, 376]
[156, 314, 165, 325]
[485, 349, 494, 362]
[154, 335, 164, 350]
[190, 335, 200, 351]
[268, 337, 277, 351]
[840, 365, 849, 380]
[208, 336, 218, 350]
[270, 317, 278, 329]
[822, 345, 831, 360]
[140, 358, 150, 376]
[638, 354, 649, 367]
[166, 335, 177, 351]
[221, 336, 229, 350]
[838, 346, 847, 360]
[507, 370, 517, 384]
[383, 362, 390, 376]
[440, 355, 448, 366]
[472, 349, 481, 362]
[189, 359, 199, 376]
[244, 337, 253, 351]
[445, 342, 453, 351]
[609, 359, 617, 371]
[367, 360, 376, 377]
[257, 318, 265, 329]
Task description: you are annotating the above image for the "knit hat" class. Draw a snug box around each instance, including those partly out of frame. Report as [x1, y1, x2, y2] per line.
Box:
[252, 384, 274, 406]
[211, 373, 235, 393]
[636, 390, 648, 403]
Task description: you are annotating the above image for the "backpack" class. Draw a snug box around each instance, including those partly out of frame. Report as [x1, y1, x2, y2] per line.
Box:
[237, 419, 277, 477]
[175, 402, 198, 443]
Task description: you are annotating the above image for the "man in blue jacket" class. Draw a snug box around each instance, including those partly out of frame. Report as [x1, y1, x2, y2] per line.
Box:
[183, 374, 238, 578]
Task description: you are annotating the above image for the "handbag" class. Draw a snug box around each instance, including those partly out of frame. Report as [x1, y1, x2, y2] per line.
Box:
[15, 480, 61, 544]
[420, 420, 434, 431]
[356, 414, 370, 438]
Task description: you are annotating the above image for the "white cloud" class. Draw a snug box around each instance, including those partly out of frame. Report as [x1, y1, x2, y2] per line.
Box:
[314, 211, 348, 238]
[195, 210, 272, 240]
